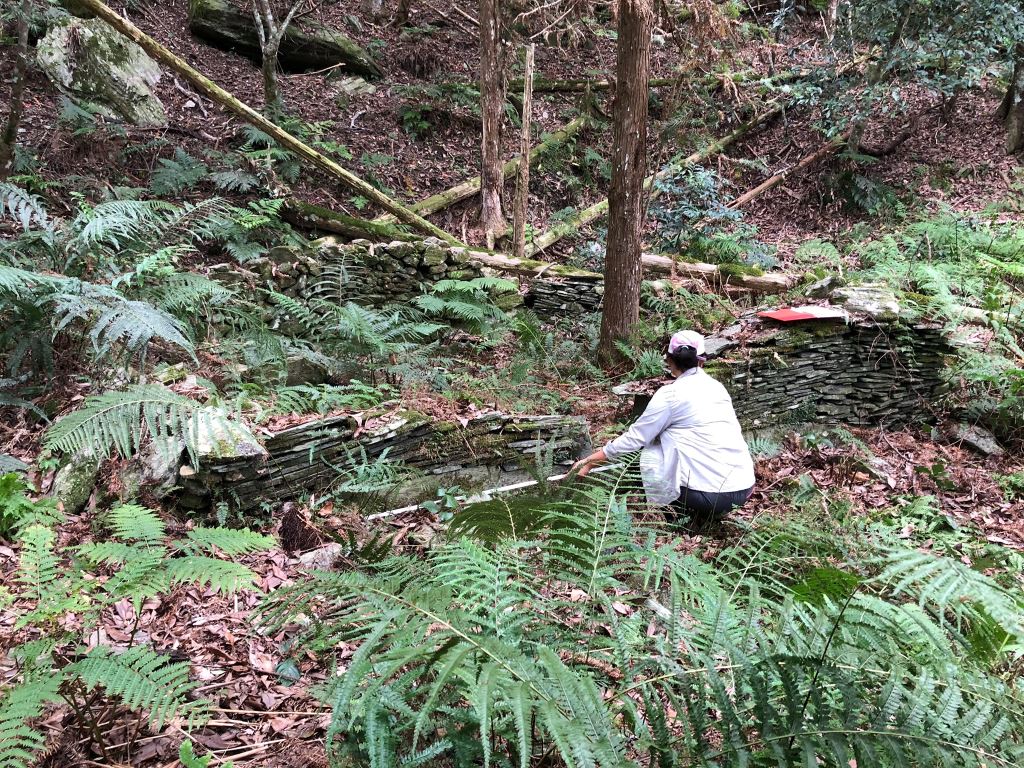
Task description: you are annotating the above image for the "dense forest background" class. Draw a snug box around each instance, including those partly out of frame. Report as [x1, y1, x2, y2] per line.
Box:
[1, 0, 1024, 766]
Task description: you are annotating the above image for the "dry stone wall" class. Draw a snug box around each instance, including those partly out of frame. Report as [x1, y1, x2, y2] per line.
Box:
[699, 318, 950, 428]
[208, 236, 607, 319]
[177, 410, 592, 516]
[208, 236, 486, 310]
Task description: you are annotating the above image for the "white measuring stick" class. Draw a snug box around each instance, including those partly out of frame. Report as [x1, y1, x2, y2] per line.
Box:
[365, 462, 627, 521]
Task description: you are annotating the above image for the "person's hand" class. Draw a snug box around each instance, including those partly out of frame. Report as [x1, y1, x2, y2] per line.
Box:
[571, 458, 593, 478]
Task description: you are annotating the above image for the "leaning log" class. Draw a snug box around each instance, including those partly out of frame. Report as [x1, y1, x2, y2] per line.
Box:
[188, 0, 383, 78]
[75, 0, 462, 245]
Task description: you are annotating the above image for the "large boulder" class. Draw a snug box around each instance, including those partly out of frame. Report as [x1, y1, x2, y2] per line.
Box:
[36, 17, 167, 127]
[188, 0, 383, 79]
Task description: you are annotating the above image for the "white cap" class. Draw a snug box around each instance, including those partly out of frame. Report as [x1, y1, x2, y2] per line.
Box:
[668, 330, 705, 356]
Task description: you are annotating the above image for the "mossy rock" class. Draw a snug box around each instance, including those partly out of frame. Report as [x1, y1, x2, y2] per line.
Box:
[189, 0, 383, 78]
[36, 17, 167, 127]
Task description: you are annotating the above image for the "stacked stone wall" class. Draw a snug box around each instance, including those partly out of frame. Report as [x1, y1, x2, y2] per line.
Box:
[709, 321, 952, 427]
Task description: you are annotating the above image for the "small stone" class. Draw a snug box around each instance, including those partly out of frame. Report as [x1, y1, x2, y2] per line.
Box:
[804, 274, 847, 299]
[949, 423, 1005, 457]
[193, 410, 266, 460]
[421, 246, 447, 267]
[297, 543, 344, 570]
[830, 284, 900, 322]
[51, 449, 100, 515]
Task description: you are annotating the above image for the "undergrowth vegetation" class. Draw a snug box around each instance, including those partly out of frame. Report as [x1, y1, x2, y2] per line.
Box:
[261, 466, 1024, 767]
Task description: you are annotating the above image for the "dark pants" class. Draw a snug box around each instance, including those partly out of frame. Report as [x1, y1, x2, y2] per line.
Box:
[671, 485, 753, 527]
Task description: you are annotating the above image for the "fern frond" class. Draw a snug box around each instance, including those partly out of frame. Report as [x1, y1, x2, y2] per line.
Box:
[69, 645, 207, 729]
[179, 526, 275, 556]
[208, 169, 260, 193]
[149, 149, 208, 196]
[164, 556, 258, 593]
[872, 547, 1024, 641]
[15, 525, 59, 606]
[0, 675, 62, 768]
[73, 199, 176, 250]
[0, 183, 48, 231]
[43, 384, 221, 465]
[105, 504, 166, 546]
[88, 297, 196, 360]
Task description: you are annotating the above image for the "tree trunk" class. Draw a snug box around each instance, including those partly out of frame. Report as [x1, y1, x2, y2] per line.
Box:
[598, 0, 653, 365]
[1002, 44, 1024, 154]
[479, 0, 506, 241]
[512, 44, 534, 260]
[0, 0, 33, 180]
[395, 0, 414, 25]
[261, 40, 283, 116]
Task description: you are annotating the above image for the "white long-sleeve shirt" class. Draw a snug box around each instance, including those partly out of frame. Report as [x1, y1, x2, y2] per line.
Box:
[603, 368, 755, 504]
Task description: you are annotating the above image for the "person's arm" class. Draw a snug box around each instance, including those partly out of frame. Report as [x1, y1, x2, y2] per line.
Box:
[572, 390, 674, 477]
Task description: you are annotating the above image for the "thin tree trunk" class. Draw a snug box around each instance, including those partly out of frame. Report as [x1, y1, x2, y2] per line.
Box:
[598, 0, 653, 365]
[73, 0, 461, 243]
[0, 0, 32, 180]
[262, 40, 283, 115]
[1002, 44, 1024, 154]
[253, 0, 301, 118]
[395, 0, 414, 25]
[512, 44, 534, 260]
[479, 0, 506, 242]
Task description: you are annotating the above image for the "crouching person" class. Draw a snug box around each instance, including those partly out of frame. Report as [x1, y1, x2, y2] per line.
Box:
[572, 330, 755, 528]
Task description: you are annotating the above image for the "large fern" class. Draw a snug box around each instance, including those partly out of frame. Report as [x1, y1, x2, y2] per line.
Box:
[2, 499, 274, 768]
[0, 182, 48, 231]
[43, 384, 229, 466]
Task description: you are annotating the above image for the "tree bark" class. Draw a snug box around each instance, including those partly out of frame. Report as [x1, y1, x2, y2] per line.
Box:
[598, 0, 653, 365]
[395, 0, 414, 25]
[512, 44, 534, 260]
[253, 0, 302, 118]
[479, 0, 506, 241]
[1002, 44, 1024, 154]
[74, 0, 461, 243]
[0, 0, 33, 180]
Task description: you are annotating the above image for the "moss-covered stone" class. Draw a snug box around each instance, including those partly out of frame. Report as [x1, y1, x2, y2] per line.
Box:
[36, 17, 167, 127]
[188, 0, 383, 78]
[51, 449, 100, 514]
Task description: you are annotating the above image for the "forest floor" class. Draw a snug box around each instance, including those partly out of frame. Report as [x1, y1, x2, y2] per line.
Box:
[1, 2, 1024, 766]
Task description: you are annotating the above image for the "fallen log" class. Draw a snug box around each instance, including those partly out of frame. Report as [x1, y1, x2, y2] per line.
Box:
[374, 113, 589, 224]
[465, 247, 796, 293]
[726, 132, 850, 210]
[188, 0, 383, 79]
[281, 200, 418, 241]
[76, 0, 462, 245]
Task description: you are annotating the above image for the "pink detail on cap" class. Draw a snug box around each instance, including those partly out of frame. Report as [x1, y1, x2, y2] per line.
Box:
[668, 330, 705, 356]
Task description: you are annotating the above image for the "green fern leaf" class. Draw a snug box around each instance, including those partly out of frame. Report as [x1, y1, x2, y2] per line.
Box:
[0, 183, 48, 231]
[105, 504, 166, 546]
[164, 556, 258, 593]
[43, 384, 224, 466]
[0, 675, 62, 768]
[180, 527, 275, 556]
[69, 645, 207, 729]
